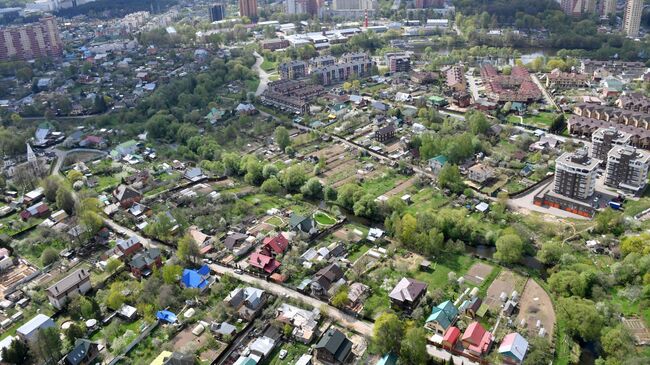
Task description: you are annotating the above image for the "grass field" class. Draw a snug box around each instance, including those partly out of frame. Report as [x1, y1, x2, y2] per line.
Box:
[261, 59, 277, 72]
[413, 254, 475, 288]
[314, 211, 336, 225]
[507, 112, 558, 130]
[348, 243, 371, 262]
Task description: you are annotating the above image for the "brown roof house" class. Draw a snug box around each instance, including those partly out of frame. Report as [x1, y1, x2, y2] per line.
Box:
[113, 185, 142, 208]
[315, 328, 353, 365]
[389, 277, 427, 311]
[310, 263, 345, 298]
[46, 268, 92, 309]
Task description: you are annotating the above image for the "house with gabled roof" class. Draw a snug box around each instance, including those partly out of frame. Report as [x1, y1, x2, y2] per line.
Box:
[289, 213, 317, 235]
[425, 300, 459, 335]
[248, 252, 281, 274]
[181, 265, 212, 292]
[461, 322, 493, 357]
[129, 248, 162, 278]
[310, 263, 345, 298]
[262, 233, 289, 255]
[46, 268, 91, 309]
[63, 339, 100, 365]
[223, 232, 254, 257]
[116, 236, 143, 258]
[498, 332, 529, 364]
[224, 287, 267, 320]
[113, 185, 142, 208]
[389, 277, 427, 311]
[315, 328, 353, 365]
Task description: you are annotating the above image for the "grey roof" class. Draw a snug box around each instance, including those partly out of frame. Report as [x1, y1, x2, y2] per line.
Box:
[116, 236, 141, 251]
[315, 328, 352, 363]
[389, 277, 427, 303]
[65, 339, 96, 365]
[16, 314, 54, 337]
[224, 233, 248, 250]
[47, 268, 90, 296]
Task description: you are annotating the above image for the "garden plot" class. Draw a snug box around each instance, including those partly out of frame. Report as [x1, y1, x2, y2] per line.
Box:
[463, 262, 494, 286]
[484, 270, 527, 311]
[517, 279, 556, 338]
[333, 226, 364, 242]
[332, 168, 382, 188]
[383, 176, 417, 198]
[0, 261, 38, 297]
[622, 317, 650, 345]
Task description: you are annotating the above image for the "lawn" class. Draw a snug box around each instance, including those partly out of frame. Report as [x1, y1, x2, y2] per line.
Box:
[413, 254, 475, 288]
[264, 342, 310, 365]
[347, 243, 371, 262]
[261, 59, 277, 72]
[360, 173, 407, 198]
[265, 215, 285, 227]
[94, 175, 120, 193]
[507, 112, 558, 130]
[314, 211, 336, 225]
[0, 213, 42, 237]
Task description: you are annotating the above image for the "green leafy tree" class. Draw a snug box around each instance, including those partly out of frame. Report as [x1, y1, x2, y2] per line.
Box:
[56, 186, 76, 215]
[557, 297, 603, 342]
[494, 234, 523, 264]
[66, 170, 84, 183]
[537, 241, 564, 265]
[105, 258, 121, 274]
[65, 323, 85, 345]
[280, 165, 307, 193]
[300, 178, 323, 199]
[162, 264, 183, 285]
[274, 126, 291, 151]
[41, 248, 59, 266]
[1, 338, 31, 365]
[331, 285, 349, 308]
[262, 164, 279, 179]
[400, 327, 428, 365]
[468, 111, 490, 135]
[41, 176, 61, 202]
[372, 312, 404, 355]
[353, 194, 377, 218]
[33, 327, 62, 365]
[261, 177, 282, 194]
[524, 337, 552, 365]
[437, 164, 465, 193]
[177, 234, 201, 265]
[324, 186, 337, 201]
[600, 325, 635, 361]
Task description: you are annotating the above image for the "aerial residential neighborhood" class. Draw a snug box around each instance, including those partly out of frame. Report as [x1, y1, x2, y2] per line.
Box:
[0, 0, 648, 365]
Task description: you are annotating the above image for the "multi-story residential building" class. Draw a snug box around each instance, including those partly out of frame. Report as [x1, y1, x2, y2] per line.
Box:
[309, 55, 336, 70]
[591, 127, 632, 163]
[260, 80, 325, 114]
[623, 0, 643, 37]
[580, 59, 646, 79]
[544, 69, 589, 89]
[553, 149, 600, 200]
[286, 0, 320, 16]
[561, 0, 596, 16]
[261, 38, 289, 51]
[279, 60, 308, 80]
[600, 0, 616, 16]
[0, 16, 63, 61]
[209, 4, 226, 22]
[617, 94, 650, 113]
[445, 65, 466, 92]
[415, 0, 444, 8]
[480, 64, 541, 103]
[311, 53, 373, 85]
[46, 268, 92, 309]
[239, 0, 257, 19]
[605, 145, 650, 194]
[384, 52, 411, 73]
[331, 0, 377, 18]
[568, 104, 650, 148]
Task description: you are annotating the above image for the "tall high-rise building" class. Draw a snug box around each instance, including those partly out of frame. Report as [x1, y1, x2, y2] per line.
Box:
[623, 0, 643, 37]
[553, 149, 600, 200]
[239, 0, 257, 19]
[560, 0, 597, 16]
[209, 3, 225, 22]
[286, 0, 319, 16]
[0, 16, 63, 61]
[591, 127, 631, 163]
[600, 0, 616, 17]
[605, 145, 650, 193]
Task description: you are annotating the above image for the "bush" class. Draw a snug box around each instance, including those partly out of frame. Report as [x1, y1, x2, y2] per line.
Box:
[41, 248, 59, 266]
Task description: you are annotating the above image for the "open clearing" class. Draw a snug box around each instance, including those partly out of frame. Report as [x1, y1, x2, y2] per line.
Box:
[463, 262, 494, 286]
[517, 279, 556, 338]
[484, 270, 526, 311]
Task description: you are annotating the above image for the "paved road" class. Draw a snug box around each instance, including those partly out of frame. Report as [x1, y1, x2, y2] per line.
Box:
[531, 74, 560, 111]
[507, 180, 589, 220]
[252, 52, 270, 97]
[210, 264, 374, 335]
[102, 218, 154, 247]
[48, 148, 107, 175]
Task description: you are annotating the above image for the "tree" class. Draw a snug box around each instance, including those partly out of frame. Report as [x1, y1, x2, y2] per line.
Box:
[261, 177, 282, 194]
[337, 183, 361, 210]
[66, 170, 84, 183]
[437, 164, 465, 193]
[594, 208, 624, 236]
[331, 285, 349, 308]
[41, 176, 61, 202]
[619, 233, 650, 257]
[65, 323, 85, 345]
[280, 165, 307, 193]
[105, 258, 121, 274]
[33, 327, 62, 365]
[372, 312, 404, 355]
[274, 126, 291, 151]
[601, 326, 635, 361]
[468, 112, 490, 135]
[353, 194, 377, 218]
[537, 241, 564, 266]
[262, 164, 279, 179]
[324, 186, 337, 201]
[56, 186, 76, 215]
[400, 327, 428, 365]
[177, 234, 201, 265]
[494, 234, 523, 264]
[1, 338, 30, 365]
[557, 297, 603, 342]
[162, 264, 183, 285]
[549, 114, 566, 133]
[524, 337, 552, 365]
[93, 94, 107, 114]
[300, 178, 323, 199]
[41, 248, 59, 266]
[548, 270, 587, 297]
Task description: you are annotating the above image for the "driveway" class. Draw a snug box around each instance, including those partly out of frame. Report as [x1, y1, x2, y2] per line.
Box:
[252, 52, 270, 97]
[209, 264, 374, 335]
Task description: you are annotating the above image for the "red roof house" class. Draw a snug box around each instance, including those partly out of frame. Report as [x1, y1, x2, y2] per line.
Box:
[248, 252, 281, 274]
[262, 234, 289, 255]
[461, 322, 493, 356]
[20, 202, 50, 220]
[442, 326, 461, 349]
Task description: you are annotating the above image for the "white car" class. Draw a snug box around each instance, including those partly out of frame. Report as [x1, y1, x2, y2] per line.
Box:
[279, 349, 288, 360]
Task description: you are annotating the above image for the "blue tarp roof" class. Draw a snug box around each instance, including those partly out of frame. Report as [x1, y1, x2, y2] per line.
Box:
[156, 310, 177, 323]
[182, 266, 209, 290]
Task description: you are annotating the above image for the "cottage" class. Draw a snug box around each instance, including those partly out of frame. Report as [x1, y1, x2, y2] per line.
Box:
[183, 167, 207, 182]
[428, 155, 448, 175]
[442, 326, 461, 349]
[315, 328, 353, 365]
[461, 322, 493, 356]
[63, 339, 100, 365]
[276, 303, 320, 344]
[467, 164, 495, 184]
[224, 287, 267, 320]
[347, 282, 370, 310]
[459, 296, 483, 318]
[116, 236, 143, 258]
[425, 300, 459, 335]
[16, 314, 55, 342]
[181, 265, 213, 291]
[46, 268, 92, 309]
[310, 264, 345, 298]
[498, 332, 529, 365]
[113, 185, 142, 208]
[223, 232, 254, 257]
[129, 248, 162, 278]
[20, 202, 50, 220]
[248, 252, 281, 274]
[389, 278, 427, 311]
[262, 233, 289, 255]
